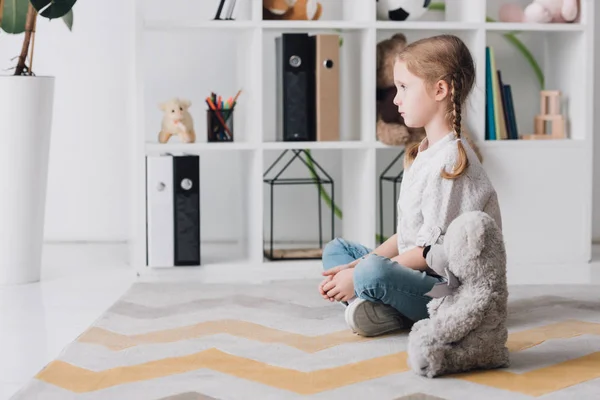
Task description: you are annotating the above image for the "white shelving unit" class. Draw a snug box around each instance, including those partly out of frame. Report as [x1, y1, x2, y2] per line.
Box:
[130, 0, 595, 279]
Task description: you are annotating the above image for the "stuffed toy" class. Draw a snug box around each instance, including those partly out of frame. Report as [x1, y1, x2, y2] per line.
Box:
[407, 211, 510, 378]
[376, 34, 483, 162]
[158, 98, 195, 144]
[376, 33, 426, 147]
[499, 0, 579, 23]
[263, 0, 322, 20]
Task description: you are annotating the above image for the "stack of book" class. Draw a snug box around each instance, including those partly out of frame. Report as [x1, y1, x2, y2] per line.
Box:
[486, 46, 519, 140]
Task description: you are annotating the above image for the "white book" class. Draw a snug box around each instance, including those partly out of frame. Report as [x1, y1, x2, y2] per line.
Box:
[146, 155, 174, 267]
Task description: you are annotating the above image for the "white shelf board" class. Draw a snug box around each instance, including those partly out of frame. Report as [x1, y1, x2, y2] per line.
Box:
[145, 142, 257, 153]
[479, 138, 586, 149]
[144, 20, 257, 31]
[374, 141, 405, 150]
[375, 21, 482, 31]
[485, 22, 585, 32]
[261, 141, 369, 150]
[260, 20, 369, 30]
[143, 20, 585, 33]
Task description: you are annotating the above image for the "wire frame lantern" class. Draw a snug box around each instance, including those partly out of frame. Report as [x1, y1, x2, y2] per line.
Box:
[263, 149, 335, 260]
[378, 149, 405, 246]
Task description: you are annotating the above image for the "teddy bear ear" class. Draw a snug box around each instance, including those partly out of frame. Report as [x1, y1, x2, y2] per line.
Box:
[180, 99, 192, 109]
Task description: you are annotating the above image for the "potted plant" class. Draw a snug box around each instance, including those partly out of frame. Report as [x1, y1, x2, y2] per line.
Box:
[0, 0, 77, 285]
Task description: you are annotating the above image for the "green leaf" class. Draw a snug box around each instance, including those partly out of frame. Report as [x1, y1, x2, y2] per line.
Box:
[30, 0, 77, 19]
[61, 8, 72, 30]
[1, 0, 29, 34]
[304, 149, 343, 220]
[486, 16, 544, 88]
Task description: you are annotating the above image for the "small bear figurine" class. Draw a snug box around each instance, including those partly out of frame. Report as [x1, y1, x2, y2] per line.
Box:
[158, 98, 195, 144]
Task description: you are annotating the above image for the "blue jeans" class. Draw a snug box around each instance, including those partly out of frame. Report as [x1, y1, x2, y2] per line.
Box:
[321, 237, 445, 322]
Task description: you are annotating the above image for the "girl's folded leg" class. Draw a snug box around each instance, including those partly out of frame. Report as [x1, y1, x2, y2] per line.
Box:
[321, 237, 372, 271]
[345, 254, 444, 337]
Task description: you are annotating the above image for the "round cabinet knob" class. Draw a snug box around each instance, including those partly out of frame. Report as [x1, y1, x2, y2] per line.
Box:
[157, 182, 166, 192]
[324, 59, 334, 69]
[181, 178, 193, 190]
[289, 55, 302, 68]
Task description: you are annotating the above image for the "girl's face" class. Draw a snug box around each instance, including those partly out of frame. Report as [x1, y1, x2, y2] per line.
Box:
[393, 60, 441, 129]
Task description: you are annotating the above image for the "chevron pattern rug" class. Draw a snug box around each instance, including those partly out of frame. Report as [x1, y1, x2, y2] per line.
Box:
[10, 280, 600, 399]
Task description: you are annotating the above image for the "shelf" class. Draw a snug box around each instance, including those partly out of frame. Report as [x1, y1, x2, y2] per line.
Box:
[480, 138, 586, 149]
[376, 21, 482, 31]
[144, 20, 258, 31]
[146, 142, 257, 153]
[260, 20, 369, 30]
[485, 22, 585, 32]
[262, 141, 369, 150]
[133, 0, 596, 273]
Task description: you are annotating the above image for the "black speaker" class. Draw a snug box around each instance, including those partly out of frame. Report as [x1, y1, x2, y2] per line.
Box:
[276, 33, 316, 141]
[172, 155, 200, 266]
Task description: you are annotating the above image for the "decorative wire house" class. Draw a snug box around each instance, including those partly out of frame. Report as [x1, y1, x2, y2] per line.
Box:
[378, 149, 405, 246]
[263, 149, 335, 260]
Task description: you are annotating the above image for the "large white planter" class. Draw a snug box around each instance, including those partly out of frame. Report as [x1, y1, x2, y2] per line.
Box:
[0, 76, 55, 285]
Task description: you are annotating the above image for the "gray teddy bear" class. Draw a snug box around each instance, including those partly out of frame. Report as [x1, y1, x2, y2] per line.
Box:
[407, 210, 510, 378]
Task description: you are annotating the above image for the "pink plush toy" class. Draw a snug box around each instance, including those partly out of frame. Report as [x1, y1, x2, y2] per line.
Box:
[499, 0, 579, 23]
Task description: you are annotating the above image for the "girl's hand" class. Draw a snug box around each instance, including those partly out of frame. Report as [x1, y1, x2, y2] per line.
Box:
[322, 268, 355, 302]
[318, 276, 333, 300]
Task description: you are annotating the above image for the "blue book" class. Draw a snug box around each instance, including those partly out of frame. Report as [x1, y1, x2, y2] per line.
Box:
[485, 47, 496, 140]
[504, 85, 519, 140]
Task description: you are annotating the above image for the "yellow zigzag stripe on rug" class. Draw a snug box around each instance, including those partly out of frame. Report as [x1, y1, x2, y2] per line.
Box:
[506, 319, 600, 352]
[77, 320, 374, 352]
[35, 349, 409, 394]
[453, 352, 600, 397]
[36, 319, 600, 395]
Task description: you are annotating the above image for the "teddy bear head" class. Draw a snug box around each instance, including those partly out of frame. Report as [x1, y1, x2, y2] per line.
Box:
[376, 33, 407, 88]
[159, 98, 191, 122]
[443, 211, 506, 288]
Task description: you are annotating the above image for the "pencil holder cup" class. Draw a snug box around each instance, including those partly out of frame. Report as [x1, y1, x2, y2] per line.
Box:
[207, 109, 234, 142]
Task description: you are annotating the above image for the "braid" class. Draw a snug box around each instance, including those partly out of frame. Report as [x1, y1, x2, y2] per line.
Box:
[441, 72, 469, 180]
[451, 72, 462, 137]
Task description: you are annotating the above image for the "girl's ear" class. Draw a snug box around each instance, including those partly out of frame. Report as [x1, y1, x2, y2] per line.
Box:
[434, 80, 450, 102]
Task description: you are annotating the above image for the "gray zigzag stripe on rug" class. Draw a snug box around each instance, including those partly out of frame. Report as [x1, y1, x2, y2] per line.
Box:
[394, 394, 447, 400]
[157, 392, 218, 400]
[108, 295, 340, 320]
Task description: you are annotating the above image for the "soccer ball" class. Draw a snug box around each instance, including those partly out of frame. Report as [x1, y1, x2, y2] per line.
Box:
[377, 0, 431, 21]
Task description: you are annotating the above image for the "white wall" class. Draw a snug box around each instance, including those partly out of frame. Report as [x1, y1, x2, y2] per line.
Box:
[1, 0, 599, 244]
[0, 0, 131, 241]
[593, 1, 600, 242]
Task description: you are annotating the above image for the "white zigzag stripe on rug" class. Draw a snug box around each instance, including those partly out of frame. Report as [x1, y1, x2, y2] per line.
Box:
[95, 308, 350, 336]
[107, 295, 344, 320]
[58, 335, 408, 371]
[121, 281, 330, 307]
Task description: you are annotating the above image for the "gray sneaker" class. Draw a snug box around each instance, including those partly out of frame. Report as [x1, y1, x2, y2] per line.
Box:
[344, 298, 409, 337]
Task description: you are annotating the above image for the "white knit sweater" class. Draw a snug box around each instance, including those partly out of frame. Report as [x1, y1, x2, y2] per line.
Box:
[396, 132, 502, 254]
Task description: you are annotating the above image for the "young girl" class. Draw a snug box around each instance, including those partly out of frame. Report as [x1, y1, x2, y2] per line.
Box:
[318, 34, 502, 337]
